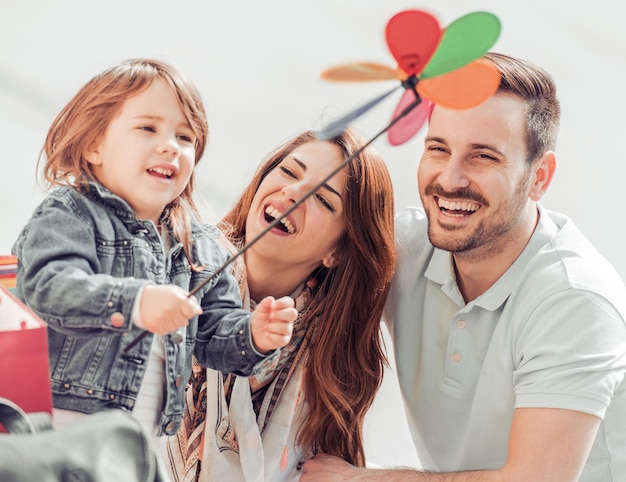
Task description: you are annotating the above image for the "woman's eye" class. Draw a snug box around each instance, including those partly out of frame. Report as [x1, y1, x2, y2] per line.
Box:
[140, 126, 156, 133]
[280, 166, 297, 178]
[315, 193, 335, 212]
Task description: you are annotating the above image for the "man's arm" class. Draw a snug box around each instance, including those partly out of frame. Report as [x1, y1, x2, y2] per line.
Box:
[300, 407, 600, 482]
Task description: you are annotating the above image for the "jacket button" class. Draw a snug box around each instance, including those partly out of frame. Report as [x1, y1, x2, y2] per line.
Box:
[63, 383, 70, 389]
[109, 394, 115, 400]
[87, 389, 94, 395]
[110, 312, 125, 327]
[165, 422, 176, 434]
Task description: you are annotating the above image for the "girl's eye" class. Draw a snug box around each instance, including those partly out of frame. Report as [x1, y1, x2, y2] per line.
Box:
[177, 134, 194, 143]
[140, 126, 156, 133]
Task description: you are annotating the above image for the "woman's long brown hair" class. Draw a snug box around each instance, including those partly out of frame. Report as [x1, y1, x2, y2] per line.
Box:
[220, 129, 396, 466]
[39, 58, 209, 269]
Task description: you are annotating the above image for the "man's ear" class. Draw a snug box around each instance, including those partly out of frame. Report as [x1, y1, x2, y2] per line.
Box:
[83, 140, 102, 166]
[529, 151, 556, 201]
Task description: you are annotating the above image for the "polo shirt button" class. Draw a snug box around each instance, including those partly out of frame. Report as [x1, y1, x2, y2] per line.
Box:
[452, 351, 461, 363]
[110, 312, 125, 327]
[456, 320, 466, 330]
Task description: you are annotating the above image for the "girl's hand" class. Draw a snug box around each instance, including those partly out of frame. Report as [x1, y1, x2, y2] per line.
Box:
[250, 296, 297, 353]
[140, 284, 201, 335]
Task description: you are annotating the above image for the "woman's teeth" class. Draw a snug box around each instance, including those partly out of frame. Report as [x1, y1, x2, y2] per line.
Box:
[265, 206, 295, 234]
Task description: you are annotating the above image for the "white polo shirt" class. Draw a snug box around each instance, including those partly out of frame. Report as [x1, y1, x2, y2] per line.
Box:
[384, 205, 626, 481]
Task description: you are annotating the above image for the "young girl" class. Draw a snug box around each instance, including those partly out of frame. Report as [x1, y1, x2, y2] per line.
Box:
[11, 58, 297, 443]
[165, 129, 396, 480]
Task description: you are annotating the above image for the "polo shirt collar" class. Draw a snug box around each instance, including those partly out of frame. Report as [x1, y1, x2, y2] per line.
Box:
[425, 205, 559, 311]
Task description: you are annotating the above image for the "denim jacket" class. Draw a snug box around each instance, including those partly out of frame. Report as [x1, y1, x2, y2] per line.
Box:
[12, 182, 274, 435]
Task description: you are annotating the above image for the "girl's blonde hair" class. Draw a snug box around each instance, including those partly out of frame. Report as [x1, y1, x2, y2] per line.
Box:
[40, 58, 209, 268]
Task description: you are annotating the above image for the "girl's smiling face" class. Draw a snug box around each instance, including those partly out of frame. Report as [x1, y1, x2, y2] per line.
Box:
[84, 79, 197, 223]
[246, 140, 347, 273]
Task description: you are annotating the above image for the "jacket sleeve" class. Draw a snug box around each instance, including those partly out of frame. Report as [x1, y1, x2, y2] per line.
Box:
[193, 266, 277, 377]
[11, 195, 145, 336]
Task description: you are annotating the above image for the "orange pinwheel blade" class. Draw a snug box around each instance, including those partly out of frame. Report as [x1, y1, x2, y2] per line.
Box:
[417, 58, 500, 109]
[321, 62, 399, 82]
[385, 10, 443, 76]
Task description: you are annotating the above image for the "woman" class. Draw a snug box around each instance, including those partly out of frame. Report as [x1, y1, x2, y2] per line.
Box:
[165, 128, 395, 481]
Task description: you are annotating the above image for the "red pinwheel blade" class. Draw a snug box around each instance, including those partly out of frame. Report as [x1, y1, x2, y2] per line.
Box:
[385, 10, 442, 77]
[321, 62, 399, 82]
[417, 58, 500, 109]
[387, 89, 432, 146]
[421, 11, 501, 79]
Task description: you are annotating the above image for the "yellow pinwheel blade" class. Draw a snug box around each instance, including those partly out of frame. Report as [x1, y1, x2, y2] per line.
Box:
[321, 62, 399, 82]
[417, 58, 500, 109]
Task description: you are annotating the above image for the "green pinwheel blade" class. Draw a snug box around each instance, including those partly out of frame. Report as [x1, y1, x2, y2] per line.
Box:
[421, 11, 501, 79]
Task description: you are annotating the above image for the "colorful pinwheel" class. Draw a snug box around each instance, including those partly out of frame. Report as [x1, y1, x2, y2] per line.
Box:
[320, 10, 502, 145]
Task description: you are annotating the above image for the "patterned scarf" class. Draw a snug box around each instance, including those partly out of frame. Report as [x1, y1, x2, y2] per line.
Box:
[170, 281, 315, 481]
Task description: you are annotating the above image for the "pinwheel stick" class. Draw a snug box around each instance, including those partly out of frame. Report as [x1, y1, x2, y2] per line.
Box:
[123, 91, 423, 353]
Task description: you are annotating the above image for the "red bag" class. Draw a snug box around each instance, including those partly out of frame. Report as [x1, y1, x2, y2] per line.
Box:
[0, 255, 17, 294]
[0, 256, 52, 420]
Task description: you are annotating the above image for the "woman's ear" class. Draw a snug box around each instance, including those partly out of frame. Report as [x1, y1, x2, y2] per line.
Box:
[321, 252, 338, 269]
[529, 151, 556, 201]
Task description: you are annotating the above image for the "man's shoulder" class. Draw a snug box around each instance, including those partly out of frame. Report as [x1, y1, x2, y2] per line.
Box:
[522, 209, 626, 315]
[395, 206, 428, 241]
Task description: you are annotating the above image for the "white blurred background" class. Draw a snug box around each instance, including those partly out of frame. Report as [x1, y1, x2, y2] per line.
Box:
[2, 0, 625, 468]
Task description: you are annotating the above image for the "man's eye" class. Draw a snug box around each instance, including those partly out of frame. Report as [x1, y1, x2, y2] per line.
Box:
[428, 145, 446, 153]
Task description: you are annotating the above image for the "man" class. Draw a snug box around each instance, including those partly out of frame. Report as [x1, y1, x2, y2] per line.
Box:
[301, 52, 626, 481]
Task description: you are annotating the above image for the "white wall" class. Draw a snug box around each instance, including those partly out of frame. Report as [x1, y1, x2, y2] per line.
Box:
[1, 0, 624, 468]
